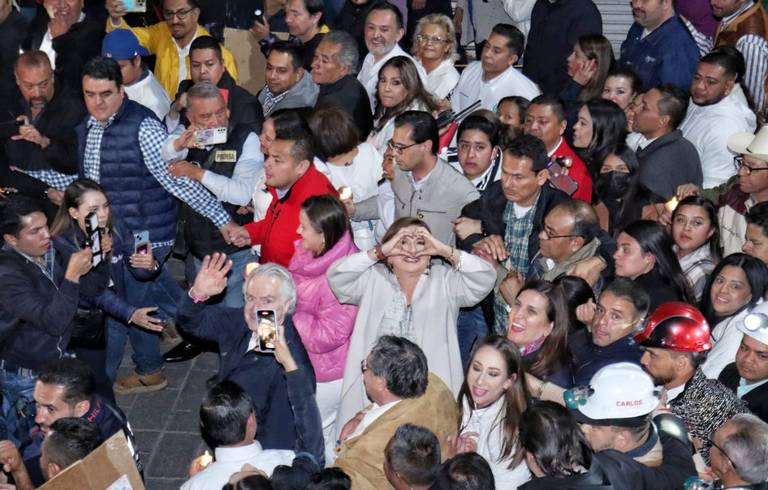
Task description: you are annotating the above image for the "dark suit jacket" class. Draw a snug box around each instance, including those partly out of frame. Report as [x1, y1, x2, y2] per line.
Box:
[458, 182, 569, 263]
[4, 87, 86, 173]
[636, 129, 703, 200]
[316, 75, 373, 141]
[176, 294, 316, 450]
[23, 9, 106, 94]
[720, 362, 768, 423]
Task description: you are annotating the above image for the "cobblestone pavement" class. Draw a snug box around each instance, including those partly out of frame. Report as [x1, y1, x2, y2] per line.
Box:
[116, 349, 218, 490]
[114, 257, 216, 490]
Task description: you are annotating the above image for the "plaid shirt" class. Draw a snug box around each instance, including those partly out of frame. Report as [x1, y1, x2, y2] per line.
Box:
[25, 114, 231, 242]
[493, 199, 537, 333]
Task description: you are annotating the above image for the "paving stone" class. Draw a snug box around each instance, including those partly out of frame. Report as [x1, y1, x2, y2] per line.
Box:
[126, 389, 180, 430]
[191, 351, 220, 372]
[174, 371, 214, 411]
[133, 430, 162, 455]
[147, 432, 202, 479]
[165, 409, 200, 433]
[145, 477, 187, 490]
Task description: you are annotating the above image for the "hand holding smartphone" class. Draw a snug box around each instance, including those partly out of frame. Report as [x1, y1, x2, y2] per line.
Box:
[255, 309, 278, 353]
[84, 212, 104, 267]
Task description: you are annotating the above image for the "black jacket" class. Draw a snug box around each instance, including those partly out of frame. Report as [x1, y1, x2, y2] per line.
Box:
[0, 9, 28, 116]
[316, 74, 373, 139]
[333, 0, 377, 67]
[523, 0, 602, 95]
[4, 87, 86, 174]
[520, 430, 696, 490]
[0, 244, 87, 370]
[636, 129, 703, 200]
[176, 294, 318, 451]
[635, 267, 686, 312]
[23, 9, 106, 93]
[458, 182, 570, 262]
[176, 71, 263, 134]
[720, 362, 768, 423]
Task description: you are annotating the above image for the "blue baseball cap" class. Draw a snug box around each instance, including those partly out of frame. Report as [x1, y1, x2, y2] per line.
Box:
[102, 29, 149, 61]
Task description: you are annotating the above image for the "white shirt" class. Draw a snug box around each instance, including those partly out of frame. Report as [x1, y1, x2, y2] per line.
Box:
[175, 40, 192, 84]
[701, 307, 756, 379]
[461, 397, 532, 488]
[323, 143, 383, 250]
[163, 130, 264, 206]
[125, 69, 172, 120]
[424, 58, 460, 100]
[348, 400, 401, 440]
[680, 85, 756, 188]
[452, 61, 540, 114]
[358, 45, 428, 112]
[181, 442, 295, 490]
[376, 180, 395, 243]
[40, 12, 86, 69]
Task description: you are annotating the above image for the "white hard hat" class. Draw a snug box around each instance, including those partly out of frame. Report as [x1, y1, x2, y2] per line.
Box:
[738, 301, 768, 346]
[574, 363, 659, 425]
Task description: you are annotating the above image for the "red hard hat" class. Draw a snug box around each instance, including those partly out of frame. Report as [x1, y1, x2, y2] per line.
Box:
[633, 302, 712, 352]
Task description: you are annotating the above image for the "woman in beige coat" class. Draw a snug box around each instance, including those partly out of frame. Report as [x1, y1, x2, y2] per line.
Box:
[327, 217, 496, 441]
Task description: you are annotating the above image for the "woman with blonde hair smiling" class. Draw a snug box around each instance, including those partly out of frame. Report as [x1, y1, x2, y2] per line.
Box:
[412, 14, 460, 100]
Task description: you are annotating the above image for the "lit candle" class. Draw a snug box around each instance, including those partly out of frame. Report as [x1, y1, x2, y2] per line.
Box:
[199, 450, 213, 468]
[339, 186, 353, 201]
[665, 197, 679, 212]
[245, 262, 259, 277]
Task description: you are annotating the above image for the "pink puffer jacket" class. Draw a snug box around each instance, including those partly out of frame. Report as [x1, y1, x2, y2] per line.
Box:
[288, 232, 359, 382]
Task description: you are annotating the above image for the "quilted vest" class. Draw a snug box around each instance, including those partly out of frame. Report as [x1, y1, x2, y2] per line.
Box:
[182, 124, 254, 258]
[75, 99, 178, 244]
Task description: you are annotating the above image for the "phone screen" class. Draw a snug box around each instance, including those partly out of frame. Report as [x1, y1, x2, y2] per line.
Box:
[85, 212, 103, 267]
[256, 310, 277, 352]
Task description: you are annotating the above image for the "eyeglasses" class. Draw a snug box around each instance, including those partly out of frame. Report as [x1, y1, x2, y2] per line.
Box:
[163, 6, 196, 20]
[360, 359, 369, 373]
[387, 139, 419, 153]
[734, 156, 768, 175]
[541, 228, 580, 240]
[416, 34, 448, 45]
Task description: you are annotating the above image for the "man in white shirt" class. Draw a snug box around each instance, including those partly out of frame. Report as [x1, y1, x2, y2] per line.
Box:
[102, 29, 172, 119]
[357, 3, 427, 110]
[681, 48, 756, 189]
[452, 23, 539, 114]
[162, 82, 262, 308]
[182, 379, 312, 490]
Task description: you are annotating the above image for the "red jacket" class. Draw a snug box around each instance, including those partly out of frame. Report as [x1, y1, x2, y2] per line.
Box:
[245, 165, 338, 266]
[552, 138, 593, 203]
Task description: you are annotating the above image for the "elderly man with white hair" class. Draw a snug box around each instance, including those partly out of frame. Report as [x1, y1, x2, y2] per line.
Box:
[176, 253, 315, 451]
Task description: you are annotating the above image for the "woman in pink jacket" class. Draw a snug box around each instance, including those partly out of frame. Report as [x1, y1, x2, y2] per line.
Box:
[288, 194, 359, 461]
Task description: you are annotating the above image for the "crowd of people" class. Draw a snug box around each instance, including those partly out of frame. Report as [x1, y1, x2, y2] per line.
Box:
[1, 0, 768, 488]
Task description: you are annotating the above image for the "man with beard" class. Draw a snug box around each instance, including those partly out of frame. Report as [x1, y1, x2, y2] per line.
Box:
[2, 51, 86, 216]
[105, 0, 238, 99]
[635, 302, 750, 463]
[680, 48, 756, 189]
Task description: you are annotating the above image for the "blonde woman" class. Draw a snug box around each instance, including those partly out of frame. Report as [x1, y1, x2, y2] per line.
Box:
[413, 14, 460, 100]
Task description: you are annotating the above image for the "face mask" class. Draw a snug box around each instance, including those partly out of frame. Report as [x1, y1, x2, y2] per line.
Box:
[596, 171, 632, 200]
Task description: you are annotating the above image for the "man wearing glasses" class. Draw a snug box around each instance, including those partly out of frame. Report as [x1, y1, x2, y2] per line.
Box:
[676, 126, 768, 256]
[528, 199, 615, 288]
[389, 110, 479, 245]
[105, 0, 238, 98]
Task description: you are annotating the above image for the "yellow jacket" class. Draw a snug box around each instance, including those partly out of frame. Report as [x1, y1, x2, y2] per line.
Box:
[106, 20, 238, 99]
